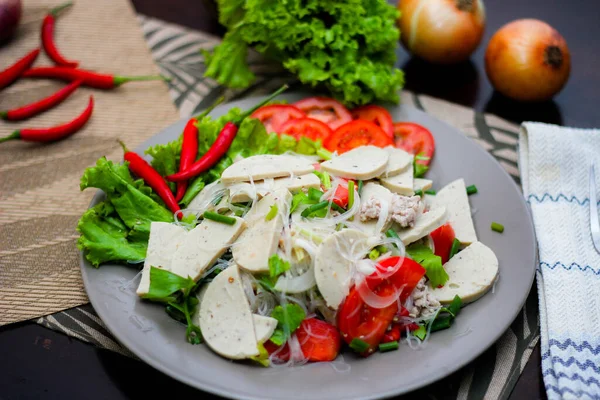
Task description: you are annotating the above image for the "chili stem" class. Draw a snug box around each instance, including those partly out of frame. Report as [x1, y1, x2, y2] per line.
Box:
[0, 132, 20, 143]
[113, 75, 170, 86]
[49, 1, 73, 16]
[203, 211, 237, 225]
[234, 84, 288, 124]
[192, 96, 225, 120]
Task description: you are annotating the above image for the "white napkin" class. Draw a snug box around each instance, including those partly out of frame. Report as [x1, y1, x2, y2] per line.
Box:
[519, 122, 600, 400]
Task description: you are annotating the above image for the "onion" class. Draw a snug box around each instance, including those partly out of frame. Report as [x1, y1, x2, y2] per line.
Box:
[0, 0, 21, 43]
[397, 0, 486, 64]
[485, 19, 571, 102]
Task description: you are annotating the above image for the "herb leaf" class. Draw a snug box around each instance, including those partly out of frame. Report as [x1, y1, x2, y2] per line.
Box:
[269, 304, 306, 346]
[142, 267, 195, 303]
[268, 254, 291, 278]
[406, 243, 449, 288]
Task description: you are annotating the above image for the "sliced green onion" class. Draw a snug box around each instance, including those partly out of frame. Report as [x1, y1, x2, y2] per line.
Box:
[415, 154, 431, 161]
[491, 222, 504, 233]
[301, 201, 330, 218]
[424, 189, 436, 195]
[414, 163, 429, 178]
[369, 248, 380, 260]
[299, 229, 323, 244]
[376, 245, 388, 253]
[430, 316, 453, 332]
[378, 341, 399, 352]
[466, 184, 478, 195]
[413, 325, 427, 340]
[445, 295, 463, 317]
[330, 202, 346, 213]
[349, 338, 369, 353]
[265, 204, 278, 221]
[308, 187, 324, 202]
[358, 180, 364, 196]
[314, 171, 331, 189]
[316, 148, 332, 161]
[347, 181, 355, 209]
[385, 229, 401, 249]
[203, 211, 236, 225]
[414, 189, 423, 197]
[449, 238, 461, 259]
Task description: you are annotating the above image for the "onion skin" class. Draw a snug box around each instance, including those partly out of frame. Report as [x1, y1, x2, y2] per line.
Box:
[485, 19, 571, 102]
[0, 0, 21, 43]
[397, 0, 486, 64]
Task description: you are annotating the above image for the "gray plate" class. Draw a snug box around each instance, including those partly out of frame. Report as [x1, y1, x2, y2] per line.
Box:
[80, 93, 537, 400]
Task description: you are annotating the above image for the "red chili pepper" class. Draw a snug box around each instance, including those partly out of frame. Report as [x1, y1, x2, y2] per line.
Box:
[0, 96, 94, 143]
[174, 98, 224, 202]
[167, 85, 288, 182]
[119, 141, 181, 216]
[22, 67, 168, 89]
[41, 2, 78, 68]
[0, 80, 81, 121]
[0, 49, 40, 89]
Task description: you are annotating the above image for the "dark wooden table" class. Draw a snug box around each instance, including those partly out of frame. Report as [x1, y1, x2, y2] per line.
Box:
[2, 0, 599, 399]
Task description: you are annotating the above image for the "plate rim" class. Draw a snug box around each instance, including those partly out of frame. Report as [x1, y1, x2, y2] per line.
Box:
[79, 95, 538, 400]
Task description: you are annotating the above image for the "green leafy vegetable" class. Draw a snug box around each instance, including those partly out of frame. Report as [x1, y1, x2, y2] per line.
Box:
[206, 0, 404, 106]
[76, 203, 147, 267]
[414, 163, 429, 178]
[406, 243, 449, 288]
[269, 254, 291, 278]
[269, 304, 306, 346]
[141, 267, 195, 303]
[308, 187, 324, 202]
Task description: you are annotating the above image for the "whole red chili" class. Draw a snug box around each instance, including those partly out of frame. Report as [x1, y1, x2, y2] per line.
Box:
[174, 97, 224, 202]
[167, 85, 288, 182]
[0, 95, 93, 143]
[41, 2, 78, 68]
[22, 67, 168, 89]
[119, 141, 181, 216]
[0, 80, 81, 121]
[0, 49, 40, 89]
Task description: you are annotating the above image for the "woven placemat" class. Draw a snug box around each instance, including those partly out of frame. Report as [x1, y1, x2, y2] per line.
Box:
[33, 16, 540, 400]
[0, 1, 179, 325]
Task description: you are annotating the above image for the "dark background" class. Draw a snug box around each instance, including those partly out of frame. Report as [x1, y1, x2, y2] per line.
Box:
[3, 0, 599, 398]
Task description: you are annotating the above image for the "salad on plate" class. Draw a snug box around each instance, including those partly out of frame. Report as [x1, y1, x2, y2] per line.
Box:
[77, 90, 500, 366]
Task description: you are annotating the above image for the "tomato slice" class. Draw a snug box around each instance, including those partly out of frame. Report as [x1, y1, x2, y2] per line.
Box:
[279, 117, 333, 142]
[264, 318, 341, 362]
[351, 105, 394, 139]
[251, 105, 305, 133]
[337, 257, 426, 356]
[293, 97, 352, 130]
[430, 223, 456, 264]
[393, 122, 435, 165]
[325, 120, 394, 153]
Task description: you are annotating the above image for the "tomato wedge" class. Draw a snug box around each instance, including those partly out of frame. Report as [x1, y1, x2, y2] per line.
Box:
[251, 105, 305, 133]
[279, 117, 332, 142]
[351, 105, 394, 139]
[338, 257, 426, 356]
[430, 223, 456, 264]
[393, 122, 435, 166]
[293, 97, 352, 130]
[325, 120, 393, 153]
[264, 318, 341, 362]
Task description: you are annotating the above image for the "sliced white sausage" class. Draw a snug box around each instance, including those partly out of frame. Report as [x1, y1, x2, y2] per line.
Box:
[380, 156, 414, 196]
[382, 146, 413, 177]
[227, 173, 320, 203]
[221, 155, 314, 184]
[430, 178, 477, 244]
[199, 264, 259, 359]
[396, 206, 447, 245]
[413, 178, 433, 192]
[314, 229, 370, 310]
[253, 315, 278, 343]
[170, 217, 246, 281]
[429, 242, 499, 304]
[353, 182, 394, 236]
[232, 190, 292, 272]
[185, 180, 226, 215]
[137, 222, 188, 296]
[320, 146, 389, 180]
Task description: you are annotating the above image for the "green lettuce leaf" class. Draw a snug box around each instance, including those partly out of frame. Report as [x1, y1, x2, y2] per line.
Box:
[76, 202, 147, 267]
[80, 157, 173, 240]
[145, 138, 181, 192]
[269, 303, 306, 346]
[406, 243, 449, 288]
[204, 0, 404, 106]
